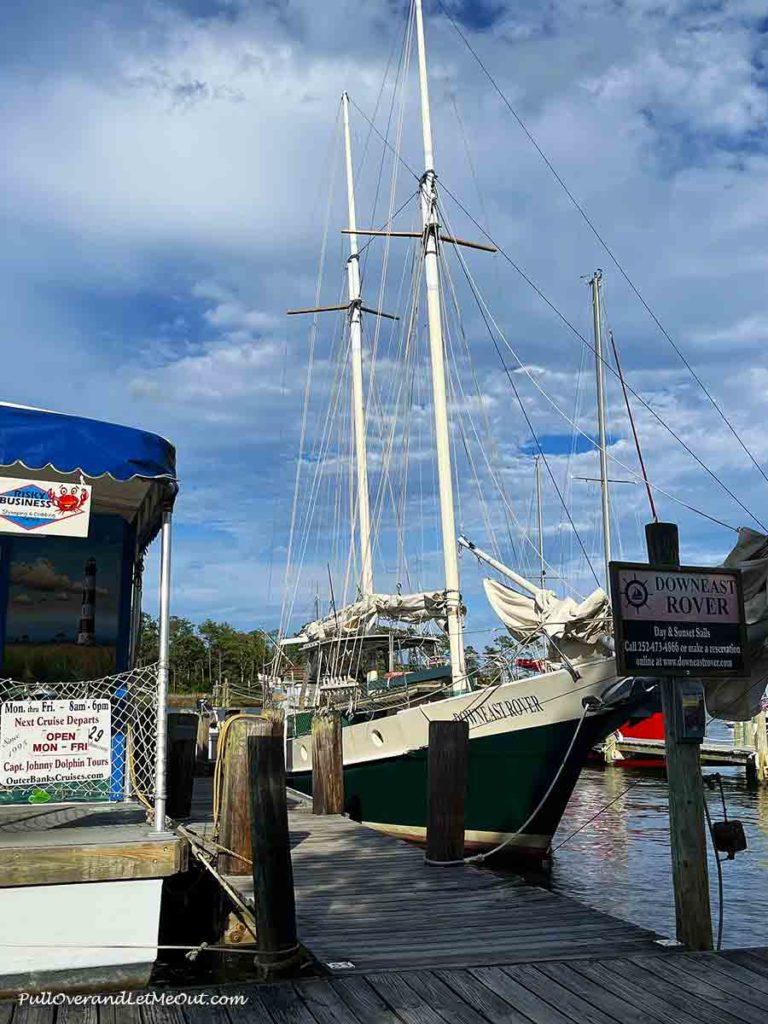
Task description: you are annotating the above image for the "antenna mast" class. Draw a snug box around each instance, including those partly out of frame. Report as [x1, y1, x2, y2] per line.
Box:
[342, 92, 374, 596]
[414, 0, 466, 691]
[589, 270, 611, 589]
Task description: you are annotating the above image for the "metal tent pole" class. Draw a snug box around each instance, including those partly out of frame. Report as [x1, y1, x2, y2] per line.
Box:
[153, 507, 173, 833]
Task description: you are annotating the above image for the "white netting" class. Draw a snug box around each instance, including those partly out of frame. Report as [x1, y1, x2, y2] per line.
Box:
[0, 663, 159, 807]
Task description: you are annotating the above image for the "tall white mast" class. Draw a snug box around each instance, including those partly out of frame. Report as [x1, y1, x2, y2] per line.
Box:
[535, 456, 545, 591]
[414, 0, 466, 691]
[342, 92, 374, 596]
[589, 270, 611, 588]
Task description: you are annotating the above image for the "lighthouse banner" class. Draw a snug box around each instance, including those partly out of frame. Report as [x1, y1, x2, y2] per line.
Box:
[0, 697, 111, 787]
[0, 477, 92, 537]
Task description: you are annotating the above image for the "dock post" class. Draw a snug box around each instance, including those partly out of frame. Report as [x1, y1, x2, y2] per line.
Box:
[311, 712, 344, 815]
[218, 716, 263, 875]
[165, 714, 196, 819]
[734, 721, 745, 748]
[247, 719, 298, 976]
[195, 712, 210, 775]
[751, 708, 768, 784]
[646, 522, 713, 950]
[426, 719, 469, 865]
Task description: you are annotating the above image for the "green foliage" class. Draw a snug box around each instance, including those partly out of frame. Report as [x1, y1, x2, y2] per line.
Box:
[137, 614, 271, 693]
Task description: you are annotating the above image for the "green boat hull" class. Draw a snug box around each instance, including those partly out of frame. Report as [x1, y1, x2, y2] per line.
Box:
[288, 709, 623, 860]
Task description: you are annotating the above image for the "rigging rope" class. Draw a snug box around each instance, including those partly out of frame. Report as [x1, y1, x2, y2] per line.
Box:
[344, 93, 758, 531]
[437, 194, 744, 534]
[609, 328, 658, 523]
[435, 0, 768, 492]
[438, 182, 760, 532]
[438, 203, 602, 589]
[280, 104, 344, 641]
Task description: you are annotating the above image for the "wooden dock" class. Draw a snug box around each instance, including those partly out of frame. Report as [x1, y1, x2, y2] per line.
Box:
[6, 949, 768, 1023]
[1, 779, 767, 1022]
[607, 736, 759, 768]
[189, 779, 665, 973]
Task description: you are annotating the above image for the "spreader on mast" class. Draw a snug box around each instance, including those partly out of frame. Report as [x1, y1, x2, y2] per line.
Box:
[342, 92, 374, 597]
[414, 0, 466, 692]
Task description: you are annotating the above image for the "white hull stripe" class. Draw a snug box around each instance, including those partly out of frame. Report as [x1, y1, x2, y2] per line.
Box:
[363, 820, 551, 851]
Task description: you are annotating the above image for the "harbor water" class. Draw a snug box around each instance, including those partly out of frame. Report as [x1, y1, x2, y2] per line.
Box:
[548, 722, 768, 949]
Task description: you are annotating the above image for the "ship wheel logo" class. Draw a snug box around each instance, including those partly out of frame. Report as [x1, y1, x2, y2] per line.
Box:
[622, 576, 649, 613]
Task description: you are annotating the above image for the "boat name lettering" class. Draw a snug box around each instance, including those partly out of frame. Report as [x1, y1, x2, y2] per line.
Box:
[454, 695, 543, 726]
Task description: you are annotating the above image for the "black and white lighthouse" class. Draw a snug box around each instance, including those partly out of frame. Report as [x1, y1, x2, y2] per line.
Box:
[76, 557, 97, 645]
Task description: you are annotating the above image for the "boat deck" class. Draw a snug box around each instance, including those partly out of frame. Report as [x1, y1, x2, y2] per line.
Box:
[189, 778, 665, 973]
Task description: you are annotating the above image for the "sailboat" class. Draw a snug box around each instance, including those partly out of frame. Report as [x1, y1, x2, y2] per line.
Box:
[273, 0, 656, 862]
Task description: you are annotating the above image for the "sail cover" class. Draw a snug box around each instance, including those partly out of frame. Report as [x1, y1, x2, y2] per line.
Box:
[705, 527, 768, 721]
[483, 578, 609, 651]
[482, 528, 768, 721]
[300, 591, 450, 642]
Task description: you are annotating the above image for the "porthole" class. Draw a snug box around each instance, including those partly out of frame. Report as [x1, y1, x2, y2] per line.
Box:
[370, 729, 384, 747]
[300, 744, 309, 762]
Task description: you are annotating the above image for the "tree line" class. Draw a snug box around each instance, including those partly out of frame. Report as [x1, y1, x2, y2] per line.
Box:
[137, 613, 275, 693]
[137, 612, 530, 694]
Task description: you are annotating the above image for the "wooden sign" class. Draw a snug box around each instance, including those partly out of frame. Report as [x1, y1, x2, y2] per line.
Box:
[609, 562, 749, 678]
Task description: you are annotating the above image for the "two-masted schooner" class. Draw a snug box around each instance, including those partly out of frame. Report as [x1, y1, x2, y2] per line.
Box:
[271, 0, 658, 862]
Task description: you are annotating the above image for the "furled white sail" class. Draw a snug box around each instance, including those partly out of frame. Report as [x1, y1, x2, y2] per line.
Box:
[483, 578, 610, 652]
[300, 591, 449, 642]
[705, 527, 768, 721]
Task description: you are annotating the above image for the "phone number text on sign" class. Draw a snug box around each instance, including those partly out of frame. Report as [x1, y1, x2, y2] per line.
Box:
[0, 698, 111, 787]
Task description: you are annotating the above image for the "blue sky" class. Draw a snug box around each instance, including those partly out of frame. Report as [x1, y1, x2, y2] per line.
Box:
[2, 0, 768, 646]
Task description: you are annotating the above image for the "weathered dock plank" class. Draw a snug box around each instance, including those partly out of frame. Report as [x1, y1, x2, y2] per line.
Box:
[0, 802, 186, 886]
[176, 778, 768, 1022]
[3, 949, 768, 1023]
[610, 736, 756, 767]
[185, 781, 665, 974]
[236, 952, 768, 1023]
[237, 815, 662, 971]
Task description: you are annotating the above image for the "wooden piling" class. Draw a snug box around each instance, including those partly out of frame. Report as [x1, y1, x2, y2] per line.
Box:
[218, 716, 262, 875]
[311, 712, 344, 815]
[247, 719, 298, 974]
[426, 719, 469, 864]
[166, 713, 196, 819]
[752, 708, 768, 784]
[645, 522, 713, 951]
[165, 736, 195, 818]
[195, 713, 210, 775]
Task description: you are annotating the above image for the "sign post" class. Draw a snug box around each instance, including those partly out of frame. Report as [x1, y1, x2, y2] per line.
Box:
[611, 523, 721, 951]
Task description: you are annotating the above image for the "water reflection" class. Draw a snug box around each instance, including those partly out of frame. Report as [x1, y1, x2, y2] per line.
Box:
[543, 725, 768, 949]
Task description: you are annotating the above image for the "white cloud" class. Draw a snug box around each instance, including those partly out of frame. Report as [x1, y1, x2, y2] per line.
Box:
[3, 0, 768, 630]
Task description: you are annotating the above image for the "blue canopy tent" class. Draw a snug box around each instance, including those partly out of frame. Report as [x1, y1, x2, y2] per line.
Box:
[0, 402, 178, 830]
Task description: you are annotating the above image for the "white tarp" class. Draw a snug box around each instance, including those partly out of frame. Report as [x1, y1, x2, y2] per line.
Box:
[481, 528, 768, 721]
[483, 577, 610, 651]
[704, 527, 768, 721]
[300, 591, 449, 642]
